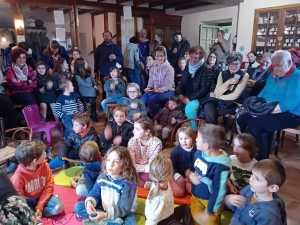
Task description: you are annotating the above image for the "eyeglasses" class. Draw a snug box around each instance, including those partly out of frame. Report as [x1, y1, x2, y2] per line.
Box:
[229, 62, 241, 67]
[209, 56, 216, 59]
[37, 67, 46, 70]
[128, 91, 137, 94]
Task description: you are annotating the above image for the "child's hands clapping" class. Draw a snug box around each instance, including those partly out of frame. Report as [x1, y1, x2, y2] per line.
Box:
[130, 103, 138, 109]
[189, 171, 201, 185]
[171, 117, 176, 124]
[114, 79, 118, 85]
[227, 180, 239, 194]
[110, 82, 116, 90]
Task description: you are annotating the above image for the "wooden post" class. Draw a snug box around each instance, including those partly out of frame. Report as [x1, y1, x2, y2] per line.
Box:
[116, 11, 122, 47]
[11, 3, 24, 44]
[134, 17, 138, 37]
[91, 13, 96, 52]
[69, 0, 80, 49]
[104, 12, 109, 31]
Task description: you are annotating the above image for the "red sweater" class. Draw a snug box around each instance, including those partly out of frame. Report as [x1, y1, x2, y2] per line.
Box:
[11, 161, 54, 211]
[6, 66, 37, 94]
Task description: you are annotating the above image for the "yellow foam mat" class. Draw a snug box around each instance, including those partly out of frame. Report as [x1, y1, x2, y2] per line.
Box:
[54, 166, 83, 187]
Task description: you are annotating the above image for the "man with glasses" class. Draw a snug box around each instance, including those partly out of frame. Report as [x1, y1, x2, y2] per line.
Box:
[211, 30, 230, 64]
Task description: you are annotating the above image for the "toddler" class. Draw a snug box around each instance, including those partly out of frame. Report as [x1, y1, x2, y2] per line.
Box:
[170, 126, 197, 197]
[175, 58, 187, 89]
[100, 104, 134, 156]
[154, 95, 185, 147]
[145, 155, 193, 225]
[228, 133, 258, 194]
[101, 66, 127, 114]
[74, 146, 139, 225]
[123, 83, 147, 122]
[128, 117, 162, 187]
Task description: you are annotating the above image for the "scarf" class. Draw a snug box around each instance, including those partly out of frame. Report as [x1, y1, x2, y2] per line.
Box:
[12, 63, 28, 81]
[76, 122, 92, 138]
[188, 58, 204, 74]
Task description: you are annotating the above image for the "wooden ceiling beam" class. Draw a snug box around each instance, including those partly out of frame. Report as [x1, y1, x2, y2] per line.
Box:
[29, 6, 39, 11]
[133, 0, 161, 6]
[78, 9, 94, 15]
[47, 8, 58, 12]
[200, 0, 242, 5]
[175, 1, 213, 10]
[3, 0, 71, 8]
[116, 0, 131, 4]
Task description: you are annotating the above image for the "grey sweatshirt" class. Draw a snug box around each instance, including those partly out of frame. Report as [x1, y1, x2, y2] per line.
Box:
[124, 43, 140, 70]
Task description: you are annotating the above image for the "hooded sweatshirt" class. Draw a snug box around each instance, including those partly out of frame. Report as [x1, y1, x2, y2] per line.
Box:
[147, 61, 175, 93]
[11, 161, 54, 211]
[124, 43, 140, 70]
[229, 186, 287, 225]
[190, 149, 231, 215]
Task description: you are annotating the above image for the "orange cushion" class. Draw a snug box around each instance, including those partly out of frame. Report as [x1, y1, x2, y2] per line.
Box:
[137, 187, 191, 205]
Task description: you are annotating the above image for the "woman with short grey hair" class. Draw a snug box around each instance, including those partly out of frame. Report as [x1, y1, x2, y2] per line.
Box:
[201, 52, 249, 124]
[237, 50, 300, 160]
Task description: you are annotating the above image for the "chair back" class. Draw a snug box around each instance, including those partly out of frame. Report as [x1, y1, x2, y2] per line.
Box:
[0, 117, 6, 148]
[22, 104, 42, 128]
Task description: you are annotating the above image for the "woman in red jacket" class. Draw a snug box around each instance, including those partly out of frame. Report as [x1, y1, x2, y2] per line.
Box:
[6, 47, 37, 106]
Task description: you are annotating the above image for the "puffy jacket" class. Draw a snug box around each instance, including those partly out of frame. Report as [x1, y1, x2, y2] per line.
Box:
[42, 46, 70, 70]
[243, 96, 278, 117]
[169, 39, 190, 70]
[100, 120, 134, 156]
[153, 106, 186, 127]
[58, 127, 100, 158]
[83, 161, 102, 192]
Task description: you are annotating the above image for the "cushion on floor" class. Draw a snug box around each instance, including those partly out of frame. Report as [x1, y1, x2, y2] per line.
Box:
[54, 166, 83, 187]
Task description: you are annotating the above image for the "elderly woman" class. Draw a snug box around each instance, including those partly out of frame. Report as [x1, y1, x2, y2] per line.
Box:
[202, 52, 249, 125]
[178, 45, 213, 130]
[42, 40, 70, 73]
[141, 46, 175, 116]
[245, 51, 260, 72]
[6, 48, 37, 106]
[246, 52, 272, 97]
[237, 50, 300, 160]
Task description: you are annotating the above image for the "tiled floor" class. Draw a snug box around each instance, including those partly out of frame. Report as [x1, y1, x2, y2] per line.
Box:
[2, 105, 300, 224]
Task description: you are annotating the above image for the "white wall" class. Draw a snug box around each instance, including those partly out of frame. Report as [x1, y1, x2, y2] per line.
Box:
[236, 0, 300, 58]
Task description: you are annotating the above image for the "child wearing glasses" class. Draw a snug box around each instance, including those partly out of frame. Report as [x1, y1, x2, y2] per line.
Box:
[123, 83, 147, 122]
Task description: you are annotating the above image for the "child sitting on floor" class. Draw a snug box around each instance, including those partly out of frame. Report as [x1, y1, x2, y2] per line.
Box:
[101, 66, 127, 115]
[145, 155, 194, 225]
[228, 133, 258, 194]
[189, 124, 231, 225]
[74, 146, 139, 225]
[100, 104, 134, 156]
[70, 141, 103, 197]
[128, 117, 162, 187]
[49, 112, 100, 171]
[225, 159, 287, 225]
[123, 83, 147, 122]
[153, 95, 185, 147]
[175, 58, 187, 90]
[11, 141, 65, 224]
[54, 79, 84, 139]
[170, 126, 197, 197]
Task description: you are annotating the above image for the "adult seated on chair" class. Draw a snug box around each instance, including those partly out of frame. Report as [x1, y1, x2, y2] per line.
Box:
[6, 47, 37, 106]
[237, 50, 300, 160]
[245, 53, 272, 97]
[141, 46, 175, 116]
[178, 45, 213, 130]
[202, 52, 249, 125]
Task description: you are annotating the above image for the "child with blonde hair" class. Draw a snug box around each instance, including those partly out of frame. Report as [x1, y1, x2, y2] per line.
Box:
[123, 83, 147, 122]
[170, 126, 197, 197]
[145, 155, 193, 225]
[128, 117, 162, 187]
[74, 146, 139, 225]
[228, 133, 258, 194]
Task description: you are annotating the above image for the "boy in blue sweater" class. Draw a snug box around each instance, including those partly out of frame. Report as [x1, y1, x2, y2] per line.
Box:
[54, 80, 84, 139]
[189, 124, 231, 225]
[224, 159, 287, 225]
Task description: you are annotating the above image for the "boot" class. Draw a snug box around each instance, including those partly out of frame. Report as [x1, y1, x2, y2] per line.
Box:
[90, 103, 98, 122]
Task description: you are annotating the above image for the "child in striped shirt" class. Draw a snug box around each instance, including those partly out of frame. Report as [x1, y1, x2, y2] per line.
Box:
[54, 79, 84, 139]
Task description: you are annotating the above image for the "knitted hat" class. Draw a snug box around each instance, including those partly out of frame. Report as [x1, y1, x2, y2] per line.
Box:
[288, 48, 300, 64]
[173, 30, 182, 36]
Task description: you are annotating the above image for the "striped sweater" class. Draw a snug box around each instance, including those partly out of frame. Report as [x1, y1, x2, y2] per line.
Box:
[54, 92, 84, 118]
[85, 172, 137, 220]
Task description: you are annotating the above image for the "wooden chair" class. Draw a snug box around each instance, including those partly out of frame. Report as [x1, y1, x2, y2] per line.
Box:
[106, 103, 118, 121]
[273, 126, 300, 155]
[170, 118, 206, 145]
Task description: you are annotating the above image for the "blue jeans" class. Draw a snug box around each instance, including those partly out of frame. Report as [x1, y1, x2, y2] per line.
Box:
[74, 201, 137, 225]
[101, 97, 127, 114]
[26, 195, 64, 217]
[184, 99, 200, 131]
[141, 91, 175, 116]
[62, 114, 74, 139]
[49, 150, 80, 169]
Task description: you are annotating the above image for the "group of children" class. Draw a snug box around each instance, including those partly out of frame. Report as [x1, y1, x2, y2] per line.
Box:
[8, 100, 288, 224]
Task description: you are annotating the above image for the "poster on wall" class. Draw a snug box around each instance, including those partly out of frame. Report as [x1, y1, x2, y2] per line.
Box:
[54, 11, 65, 25]
[56, 27, 66, 42]
[17, 35, 25, 43]
[123, 6, 132, 20]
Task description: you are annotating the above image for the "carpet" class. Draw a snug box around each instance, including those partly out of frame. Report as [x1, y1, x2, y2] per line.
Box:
[54, 166, 83, 187]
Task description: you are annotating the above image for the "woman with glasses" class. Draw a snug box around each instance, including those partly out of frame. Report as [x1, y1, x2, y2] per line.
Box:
[206, 51, 222, 91]
[246, 52, 272, 97]
[202, 52, 249, 125]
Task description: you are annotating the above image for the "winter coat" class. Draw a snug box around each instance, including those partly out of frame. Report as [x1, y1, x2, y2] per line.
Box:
[34, 74, 58, 103]
[42, 46, 70, 70]
[104, 78, 126, 98]
[243, 96, 278, 117]
[83, 161, 102, 193]
[169, 39, 190, 70]
[147, 61, 175, 92]
[100, 120, 134, 156]
[153, 106, 186, 127]
[94, 42, 124, 76]
[58, 127, 100, 158]
[124, 43, 140, 70]
[75, 75, 96, 97]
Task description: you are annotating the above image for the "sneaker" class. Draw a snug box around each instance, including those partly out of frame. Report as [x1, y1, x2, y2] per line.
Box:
[45, 147, 55, 160]
[76, 214, 82, 218]
[6, 162, 18, 173]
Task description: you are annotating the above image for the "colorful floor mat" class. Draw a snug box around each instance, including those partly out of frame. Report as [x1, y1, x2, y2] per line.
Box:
[54, 166, 83, 187]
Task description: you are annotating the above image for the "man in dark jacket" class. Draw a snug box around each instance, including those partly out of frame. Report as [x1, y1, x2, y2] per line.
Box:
[94, 31, 124, 100]
[169, 30, 190, 71]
